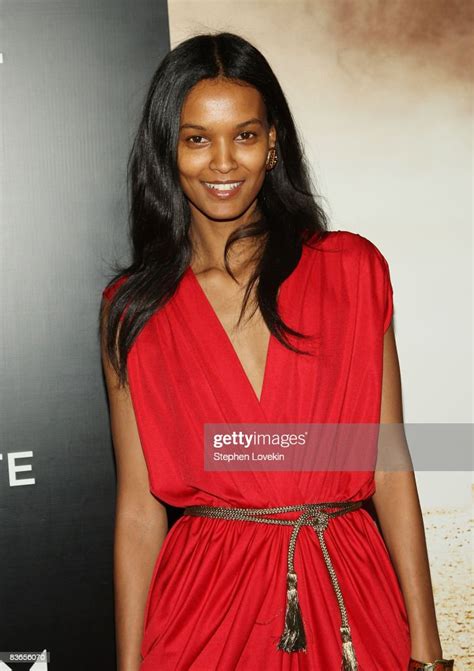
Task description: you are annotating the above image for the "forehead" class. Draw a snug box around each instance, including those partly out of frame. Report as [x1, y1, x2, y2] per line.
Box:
[180, 78, 266, 124]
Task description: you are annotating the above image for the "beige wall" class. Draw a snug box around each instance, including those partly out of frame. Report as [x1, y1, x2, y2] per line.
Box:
[167, 4, 472, 665]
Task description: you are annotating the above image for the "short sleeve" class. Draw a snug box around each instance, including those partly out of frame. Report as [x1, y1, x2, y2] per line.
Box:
[101, 275, 129, 302]
[380, 253, 394, 333]
[355, 234, 394, 335]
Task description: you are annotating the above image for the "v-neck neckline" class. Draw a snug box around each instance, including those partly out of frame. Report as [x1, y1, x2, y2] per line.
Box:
[185, 265, 273, 407]
[183, 242, 309, 412]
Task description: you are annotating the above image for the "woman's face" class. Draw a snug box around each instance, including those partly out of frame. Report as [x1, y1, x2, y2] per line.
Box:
[177, 78, 276, 224]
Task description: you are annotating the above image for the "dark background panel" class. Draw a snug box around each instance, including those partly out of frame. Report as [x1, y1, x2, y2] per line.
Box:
[0, 2, 170, 669]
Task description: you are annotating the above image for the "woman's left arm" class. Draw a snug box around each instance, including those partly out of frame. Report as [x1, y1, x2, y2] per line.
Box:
[372, 323, 444, 662]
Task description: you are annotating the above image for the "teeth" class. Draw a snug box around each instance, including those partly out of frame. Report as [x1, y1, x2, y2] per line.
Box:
[204, 182, 242, 191]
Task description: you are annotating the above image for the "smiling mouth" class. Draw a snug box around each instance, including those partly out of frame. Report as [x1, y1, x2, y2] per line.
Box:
[202, 181, 244, 191]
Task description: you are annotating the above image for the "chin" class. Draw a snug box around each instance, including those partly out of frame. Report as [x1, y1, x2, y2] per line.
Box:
[193, 200, 255, 222]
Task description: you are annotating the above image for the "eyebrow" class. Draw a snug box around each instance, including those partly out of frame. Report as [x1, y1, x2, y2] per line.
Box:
[179, 118, 264, 131]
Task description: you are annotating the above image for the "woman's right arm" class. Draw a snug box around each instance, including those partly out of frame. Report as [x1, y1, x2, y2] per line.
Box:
[100, 298, 168, 671]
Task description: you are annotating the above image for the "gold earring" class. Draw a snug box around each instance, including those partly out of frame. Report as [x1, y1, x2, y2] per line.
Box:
[266, 147, 278, 171]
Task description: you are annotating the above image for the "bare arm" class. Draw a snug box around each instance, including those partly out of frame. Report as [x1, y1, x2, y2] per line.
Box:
[100, 299, 168, 671]
[372, 323, 444, 662]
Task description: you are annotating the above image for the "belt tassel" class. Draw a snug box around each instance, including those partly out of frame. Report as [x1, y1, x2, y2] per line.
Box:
[277, 571, 307, 652]
[182, 501, 363, 668]
[341, 625, 358, 670]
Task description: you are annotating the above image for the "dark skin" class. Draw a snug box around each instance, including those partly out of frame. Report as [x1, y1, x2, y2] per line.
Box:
[178, 77, 445, 664]
[375, 327, 444, 663]
[177, 77, 277, 401]
[102, 77, 445, 669]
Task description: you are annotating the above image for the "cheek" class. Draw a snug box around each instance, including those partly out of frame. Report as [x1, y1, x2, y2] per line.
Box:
[240, 151, 268, 192]
[237, 146, 267, 172]
[177, 152, 207, 179]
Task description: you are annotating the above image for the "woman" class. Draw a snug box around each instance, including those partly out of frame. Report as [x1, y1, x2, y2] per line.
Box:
[100, 32, 454, 671]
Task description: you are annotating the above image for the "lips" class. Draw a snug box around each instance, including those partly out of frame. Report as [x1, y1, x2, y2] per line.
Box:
[201, 180, 245, 199]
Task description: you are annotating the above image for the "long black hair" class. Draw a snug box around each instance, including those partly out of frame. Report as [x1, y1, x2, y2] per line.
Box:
[100, 31, 330, 387]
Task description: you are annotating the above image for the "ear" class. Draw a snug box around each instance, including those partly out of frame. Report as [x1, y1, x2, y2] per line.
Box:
[268, 124, 277, 148]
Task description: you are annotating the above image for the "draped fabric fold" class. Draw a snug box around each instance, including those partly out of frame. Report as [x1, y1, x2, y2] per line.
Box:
[102, 230, 410, 670]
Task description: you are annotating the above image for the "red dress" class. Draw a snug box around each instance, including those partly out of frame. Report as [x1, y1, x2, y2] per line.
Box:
[102, 230, 411, 670]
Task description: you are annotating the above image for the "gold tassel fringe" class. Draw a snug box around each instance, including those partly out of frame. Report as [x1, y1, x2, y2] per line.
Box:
[341, 625, 358, 670]
[276, 571, 307, 653]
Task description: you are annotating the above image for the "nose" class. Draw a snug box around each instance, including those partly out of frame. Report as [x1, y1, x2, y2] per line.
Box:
[209, 138, 238, 173]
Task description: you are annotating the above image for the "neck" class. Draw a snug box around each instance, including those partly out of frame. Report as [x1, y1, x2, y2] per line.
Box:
[188, 202, 265, 277]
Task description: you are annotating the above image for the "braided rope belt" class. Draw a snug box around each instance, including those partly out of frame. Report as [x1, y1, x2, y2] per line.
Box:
[183, 500, 364, 670]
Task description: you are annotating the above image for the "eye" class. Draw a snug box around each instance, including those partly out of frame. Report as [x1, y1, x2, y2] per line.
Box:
[186, 135, 208, 145]
[237, 131, 257, 141]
